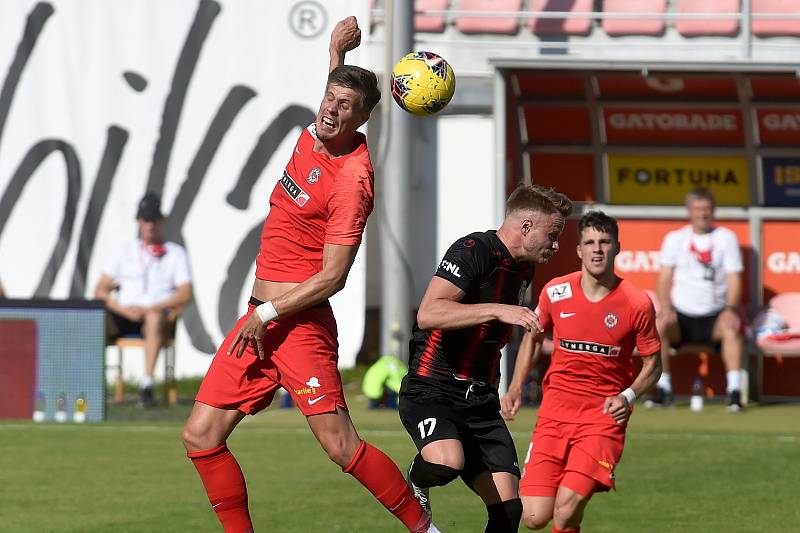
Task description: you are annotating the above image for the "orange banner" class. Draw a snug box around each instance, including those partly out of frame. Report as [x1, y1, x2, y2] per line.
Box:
[762, 221, 800, 302]
[530, 218, 751, 306]
[614, 219, 751, 304]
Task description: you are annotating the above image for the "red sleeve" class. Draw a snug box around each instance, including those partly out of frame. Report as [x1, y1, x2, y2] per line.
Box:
[632, 296, 661, 357]
[325, 158, 374, 246]
[535, 286, 553, 332]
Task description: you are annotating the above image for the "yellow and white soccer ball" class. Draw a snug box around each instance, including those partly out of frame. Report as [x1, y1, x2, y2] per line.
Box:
[390, 51, 456, 116]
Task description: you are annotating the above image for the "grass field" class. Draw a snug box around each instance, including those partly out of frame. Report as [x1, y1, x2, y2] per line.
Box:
[2, 387, 799, 532]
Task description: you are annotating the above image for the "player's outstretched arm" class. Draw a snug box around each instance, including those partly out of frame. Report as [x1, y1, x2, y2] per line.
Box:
[228, 243, 358, 360]
[501, 329, 544, 421]
[604, 351, 662, 424]
[329, 16, 361, 72]
[417, 277, 544, 332]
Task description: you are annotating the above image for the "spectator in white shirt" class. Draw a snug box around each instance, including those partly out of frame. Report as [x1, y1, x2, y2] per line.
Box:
[95, 192, 193, 405]
[651, 188, 744, 412]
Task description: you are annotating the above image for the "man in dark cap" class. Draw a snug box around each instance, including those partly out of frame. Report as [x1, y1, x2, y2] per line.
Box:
[95, 191, 193, 405]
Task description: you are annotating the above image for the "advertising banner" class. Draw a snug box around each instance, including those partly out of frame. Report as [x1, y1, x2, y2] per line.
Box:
[762, 221, 800, 300]
[603, 107, 743, 146]
[614, 219, 751, 304]
[0, 0, 369, 377]
[762, 157, 800, 206]
[522, 105, 592, 144]
[756, 108, 800, 146]
[607, 154, 750, 206]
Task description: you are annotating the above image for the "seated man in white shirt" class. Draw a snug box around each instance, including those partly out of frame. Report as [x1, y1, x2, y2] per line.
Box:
[95, 192, 193, 405]
[652, 188, 744, 412]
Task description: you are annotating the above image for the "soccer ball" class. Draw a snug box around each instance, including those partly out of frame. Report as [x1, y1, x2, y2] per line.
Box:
[390, 51, 456, 116]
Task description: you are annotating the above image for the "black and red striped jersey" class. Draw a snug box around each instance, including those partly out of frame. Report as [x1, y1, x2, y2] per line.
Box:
[409, 230, 535, 386]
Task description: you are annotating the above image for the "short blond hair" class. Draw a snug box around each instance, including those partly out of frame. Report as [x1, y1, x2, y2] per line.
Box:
[506, 184, 573, 218]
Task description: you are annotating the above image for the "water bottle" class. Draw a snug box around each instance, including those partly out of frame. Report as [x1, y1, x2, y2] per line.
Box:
[73, 393, 87, 423]
[690, 377, 704, 412]
[54, 392, 68, 422]
[32, 391, 46, 422]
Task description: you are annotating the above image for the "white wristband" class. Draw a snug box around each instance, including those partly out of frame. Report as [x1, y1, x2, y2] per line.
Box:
[255, 301, 278, 323]
[620, 388, 636, 405]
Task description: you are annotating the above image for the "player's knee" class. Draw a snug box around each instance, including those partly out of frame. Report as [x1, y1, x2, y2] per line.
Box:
[182, 421, 206, 451]
[420, 449, 464, 471]
[521, 511, 550, 530]
[320, 431, 361, 467]
[410, 454, 462, 487]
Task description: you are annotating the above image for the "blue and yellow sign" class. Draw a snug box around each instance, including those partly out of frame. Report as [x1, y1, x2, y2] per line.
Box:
[607, 154, 750, 206]
[762, 157, 800, 207]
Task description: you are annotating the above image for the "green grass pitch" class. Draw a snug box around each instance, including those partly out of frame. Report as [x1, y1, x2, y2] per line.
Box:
[2, 393, 798, 532]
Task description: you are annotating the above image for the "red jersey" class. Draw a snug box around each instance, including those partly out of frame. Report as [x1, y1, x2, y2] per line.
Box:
[256, 124, 374, 282]
[536, 271, 660, 425]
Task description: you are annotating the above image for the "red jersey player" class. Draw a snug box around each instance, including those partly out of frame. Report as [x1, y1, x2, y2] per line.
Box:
[501, 211, 662, 533]
[182, 18, 440, 533]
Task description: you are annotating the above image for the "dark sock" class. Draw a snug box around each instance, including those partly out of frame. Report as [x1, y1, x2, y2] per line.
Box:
[409, 454, 461, 487]
[485, 498, 522, 533]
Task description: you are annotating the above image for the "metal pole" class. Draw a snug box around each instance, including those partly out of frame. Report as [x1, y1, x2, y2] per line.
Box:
[494, 69, 511, 394]
[380, 0, 414, 362]
[741, 0, 752, 60]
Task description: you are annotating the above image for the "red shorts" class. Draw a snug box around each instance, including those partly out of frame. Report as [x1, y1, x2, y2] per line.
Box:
[519, 417, 625, 498]
[196, 303, 347, 416]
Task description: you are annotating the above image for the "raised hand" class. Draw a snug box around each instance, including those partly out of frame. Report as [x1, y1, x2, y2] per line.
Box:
[330, 16, 361, 55]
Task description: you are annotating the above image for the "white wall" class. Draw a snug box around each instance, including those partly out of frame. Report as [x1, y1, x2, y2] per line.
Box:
[0, 0, 370, 381]
[365, 114, 496, 309]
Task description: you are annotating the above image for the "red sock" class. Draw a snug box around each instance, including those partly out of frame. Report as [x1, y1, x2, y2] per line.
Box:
[188, 443, 254, 533]
[344, 440, 426, 531]
[552, 527, 580, 532]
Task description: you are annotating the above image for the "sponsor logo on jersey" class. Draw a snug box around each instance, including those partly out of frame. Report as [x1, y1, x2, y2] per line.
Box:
[560, 311, 576, 319]
[559, 339, 621, 357]
[280, 171, 311, 207]
[295, 377, 322, 396]
[597, 459, 614, 470]
[463, 239, 475, 248]
[307, 167, 321, 184]
[547, 282, 572, 302]
[440, 259, 461, 278]
[604, 312, 619, 328]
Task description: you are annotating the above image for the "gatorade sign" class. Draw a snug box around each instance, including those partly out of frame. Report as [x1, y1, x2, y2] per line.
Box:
[603, 107, 743, 145]
[763, 221, 800, 298]
[756, 108, 800, 146]
[607, 154, 750, 205]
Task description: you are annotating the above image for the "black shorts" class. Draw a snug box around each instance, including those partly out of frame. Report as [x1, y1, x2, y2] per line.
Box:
[106, 311, 144, 340]
[399, 374, 520, 486]
[674, 311, 720, 349]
